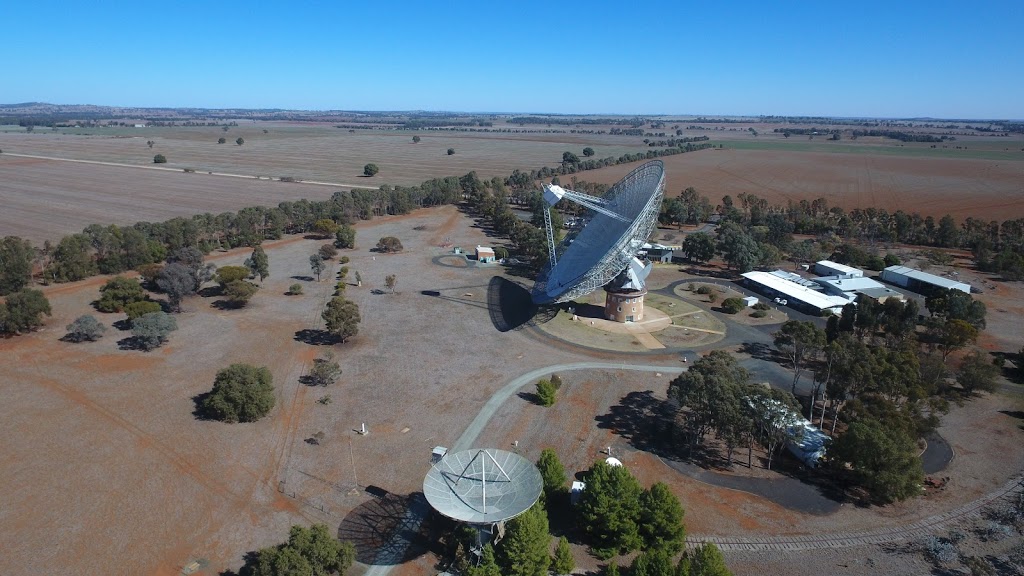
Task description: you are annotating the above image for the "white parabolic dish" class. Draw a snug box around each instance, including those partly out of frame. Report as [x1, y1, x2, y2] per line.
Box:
[532, 160, 666, 304]
[422, 448, 542, 524]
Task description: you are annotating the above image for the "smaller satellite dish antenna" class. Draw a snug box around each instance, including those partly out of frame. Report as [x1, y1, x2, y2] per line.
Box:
[423, 448, 542, 525]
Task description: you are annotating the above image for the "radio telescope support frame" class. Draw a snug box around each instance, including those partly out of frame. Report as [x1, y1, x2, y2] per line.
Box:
[543, 206, 558, 270]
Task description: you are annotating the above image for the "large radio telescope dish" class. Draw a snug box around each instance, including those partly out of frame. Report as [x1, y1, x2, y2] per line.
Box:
[532, 160, 665, 305]
[422, 449, 542, 525]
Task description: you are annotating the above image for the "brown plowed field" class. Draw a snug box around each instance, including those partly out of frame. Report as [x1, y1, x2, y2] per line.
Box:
[0, 155, 340, 244]
[578, 148, 1024, 221]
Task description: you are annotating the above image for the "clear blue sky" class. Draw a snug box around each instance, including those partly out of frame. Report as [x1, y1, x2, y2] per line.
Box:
[4, 0, 1022, 118]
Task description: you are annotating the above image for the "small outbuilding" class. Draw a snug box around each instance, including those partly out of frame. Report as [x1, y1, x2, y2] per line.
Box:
[742, 296, 759, 307]
[476, 245, 496, 263]
[814, 260, 864, 278]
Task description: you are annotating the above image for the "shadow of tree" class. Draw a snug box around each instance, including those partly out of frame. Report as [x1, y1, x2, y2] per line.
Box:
[294, 329, 336, 346]
[517, 391, 543, 405]
[197, 286, 222, 298]
[337, 491, 431, 565]
[112, 318, 132, 331]
[739, 341, 777, 363]
[211, 299, 246, 310]
[290, 275, 314, 282]
[191, 391, 217, 421]
[595, 390, 676, 457]
[117, 336, 150, 351]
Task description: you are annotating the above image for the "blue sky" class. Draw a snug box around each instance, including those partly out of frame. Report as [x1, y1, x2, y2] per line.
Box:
[4, 0, 1022, 118]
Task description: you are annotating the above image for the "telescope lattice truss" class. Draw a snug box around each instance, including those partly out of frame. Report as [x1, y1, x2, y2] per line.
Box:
[534, 161, 665, 304]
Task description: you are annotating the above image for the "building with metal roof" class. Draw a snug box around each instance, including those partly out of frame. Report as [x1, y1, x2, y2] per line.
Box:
[880, 265, 971, 294]
[813, 275, 884, 295]
[741, 271, 849, 315]
[814, 260, 864, 278]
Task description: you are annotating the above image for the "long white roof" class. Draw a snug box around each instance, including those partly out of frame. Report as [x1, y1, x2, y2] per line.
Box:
[815, 260, 863, 276]
[742, 271, 851, 310]
[882, 265, 971, 291]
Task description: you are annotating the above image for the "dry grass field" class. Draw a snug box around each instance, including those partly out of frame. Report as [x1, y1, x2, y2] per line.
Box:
[576, 146, 1024, 221]
[0, 155, 344, 244]
[0, 124, 642, 187]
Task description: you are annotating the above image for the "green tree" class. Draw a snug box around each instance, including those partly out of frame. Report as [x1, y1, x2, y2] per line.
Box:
[153, 154, 167, 163]
[334, 225, 356, 249]
[215, 265, 251, 288]
[286, 523, 355, 576]
[934, 318, 979, 361]
[96, 276, 146, 312]
[201, 364, 275, 423]
[720, 297, 745, 314]
[412, 135, 421, 143]
[536, 378, 557, 406]
[236, 137, 245, 146]
[384, 274, 397, 293]
[322, 296, 360, 343]
[497, 502, 550, 576]
[247, 523, 355, 576]
[639, 482, 686, 553]
[630, 548, 674, 576]
[131, 311, 177, 351]
[124, 300, 161, 320]
[65, 314, 106, 342]
[956, 350, 1000, 395]
[313, 219, 340, 239]
[562, 151, 580, 164]
[447, 148, 455, 155]
[245, 245, 270, 282]
[583, 147, 595, 157]
[466, 545, 502, 576]
[0, 236, 34, 295]
[224, 280, 259, 306]
[577, 460, 643, 558]
[250, 546, 312, 576]
[49, 234, 98, 282]
[307, 352, 341, 387]
[310, 254, 325, 282]
[829, 417, 923, 502]
[552, 536, 575, 575]
[774, 320, 826, 396]
[318, 244, 338, 260]
[288, 283, 303, 295]
[376, 236, 404, 253]
[682, 232, 716, 264]
[157, 263, 197, 312]
[363, 163, 379, 177]
[925, 289, 987, 329]
[605, 560, 620, 576]
[688, 543, 733, 576]
[537, 448, 567, 503]
[1, 288, 51, 334]
[218, 137, 226, 144]
[716, 223, 760, 272]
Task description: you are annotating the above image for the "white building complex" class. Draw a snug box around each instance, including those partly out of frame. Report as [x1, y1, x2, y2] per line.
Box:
[880, 265, 971, 294]
[741, 271, 850, 315]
